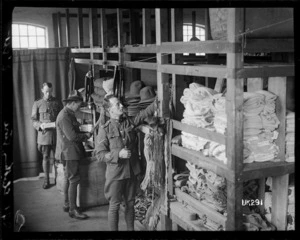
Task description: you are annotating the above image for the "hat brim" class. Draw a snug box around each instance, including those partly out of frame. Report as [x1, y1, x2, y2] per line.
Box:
[138, 97, 156, 104]
[63, 96, 83, 102]
[125, 94, 140, 100]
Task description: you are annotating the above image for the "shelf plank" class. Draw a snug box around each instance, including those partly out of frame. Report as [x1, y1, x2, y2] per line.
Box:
[170, 201, 210, 231]
[160, 41, 241, 54]
[172, 120, 226, 145]
[158, 64, 228, 78]
[124, 44, 157, 53]
[123, 61, 157, 70]
[175, 188, 227, 227]
[242, 161, 295, 181]
[171, 145, 234, 182]
[74, 59, 119, 66]
[245, 39, 294, 53]
[237, 64, 294, 78]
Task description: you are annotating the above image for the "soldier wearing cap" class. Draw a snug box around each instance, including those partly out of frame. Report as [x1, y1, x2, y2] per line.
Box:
[55, 90, 94, 220]
[93, 94, 157, 231]
[31, 82, 63, 189]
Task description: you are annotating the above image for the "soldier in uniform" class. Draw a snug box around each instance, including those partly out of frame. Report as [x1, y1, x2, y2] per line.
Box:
[31, 82, 63, 189]
[55, 90, 94, 220]
[93, 94, 157, 231]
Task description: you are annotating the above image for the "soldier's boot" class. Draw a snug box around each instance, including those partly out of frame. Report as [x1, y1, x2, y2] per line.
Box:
[68, 182, 88, 220]
[125, 200, 135, 231]
[108, 202, 120, 231]
[42, 157, 50, 189]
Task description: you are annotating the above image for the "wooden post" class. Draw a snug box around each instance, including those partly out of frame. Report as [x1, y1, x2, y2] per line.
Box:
[77, 8, 84, 48]
[57, 12, 62, 47]
[117, 8, 124, 64]
[142, 8, 152, 45]
[65, 9, 70, 47]
[100, 9, 107, 67]
[52, 13, 59, 47]
[268, 77, 289, 230]
[156, 8, 170, 118]
[225, 8, 244, 231]
[156, 8, 172, 231]
[89, 8, 98, 74]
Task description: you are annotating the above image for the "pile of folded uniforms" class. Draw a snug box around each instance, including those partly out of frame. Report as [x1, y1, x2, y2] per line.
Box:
[91, 78, 108, 109]
[243, 90, 280, 163]
[285, 110, 295, 162]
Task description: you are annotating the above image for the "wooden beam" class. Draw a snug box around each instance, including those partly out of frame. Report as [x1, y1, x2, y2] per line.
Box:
[156, 8, 170, 118]
[160, 41, 241, 54]
[100, 9, 107, 66]
[225, 8, 244, 231]
[172, 120, 226, 145]
[71, 47, 104, 53]
[238, 65, 295, 78]
[158, 64, 228, 78]
[245, 39, 294, 53]
[142, 8, 151, 45]
[74, 59, 119, 66]
[89, 8, 98, 74]
[175, 188, 227, 227]
[65, 9, 70, 47]
[242, 161, 294, 181]
[123, 61, 156, 70]
[171, 145, 235, 182]
[123, 44, 156, 53]
[77, 8, 84, 48]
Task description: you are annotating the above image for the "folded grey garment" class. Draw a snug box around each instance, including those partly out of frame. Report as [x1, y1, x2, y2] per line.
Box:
[91, 93, 104, 104]
[94, 86, 106, 96]
[94, 78, 105, 88]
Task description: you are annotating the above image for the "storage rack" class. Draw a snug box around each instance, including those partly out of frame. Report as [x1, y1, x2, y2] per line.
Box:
[53, 8, 294, 231]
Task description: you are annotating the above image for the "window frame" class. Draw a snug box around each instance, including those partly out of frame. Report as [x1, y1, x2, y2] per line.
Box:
[12, 22, 49, 49]
[183, 23, 206, 56]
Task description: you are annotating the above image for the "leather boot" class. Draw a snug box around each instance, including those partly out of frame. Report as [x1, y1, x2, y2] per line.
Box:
[125, 200, 135, 231]
[68, 182, 88, 220]
[42, 158, 50, 189]
[108, 202, 120, 231]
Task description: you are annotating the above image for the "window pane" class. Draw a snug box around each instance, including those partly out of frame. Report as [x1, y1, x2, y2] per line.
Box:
[37, 36, 45, 48]
[19, 25, 28, 35]
[28, 36, 37, 48]
[28, 26, 36, 36]
[12, 24, 19, 36]
[12, 36, 20, 48]
[36, 27, 45, 35]
[20, 37, 28, 48]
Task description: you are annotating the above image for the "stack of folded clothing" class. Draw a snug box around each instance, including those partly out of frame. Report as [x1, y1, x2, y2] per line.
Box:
[285, 111, 295, 162]
[138, 86, 156, 110]
[185, 162, 227, 215]
[243, 90, 280, 163]
[180, 83, 217, 154]
[124, 81, 144, 117]
[211, 93, 227, 134]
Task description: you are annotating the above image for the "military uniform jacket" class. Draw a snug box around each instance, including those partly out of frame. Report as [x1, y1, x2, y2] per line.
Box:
[94, 102, 156, 181]
[55, 107, 89, 160]
[31, 96, 63, 145]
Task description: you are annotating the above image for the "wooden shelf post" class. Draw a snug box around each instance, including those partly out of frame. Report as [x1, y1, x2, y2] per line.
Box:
[225, 8, 245, 231]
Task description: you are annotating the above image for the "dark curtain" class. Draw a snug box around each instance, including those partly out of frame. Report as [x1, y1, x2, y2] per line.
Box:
[13, 47, 73, 179]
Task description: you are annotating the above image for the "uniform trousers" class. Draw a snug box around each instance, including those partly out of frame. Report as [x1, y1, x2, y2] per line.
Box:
[104, 174, 138, 231]
[62, 160, 80, 211]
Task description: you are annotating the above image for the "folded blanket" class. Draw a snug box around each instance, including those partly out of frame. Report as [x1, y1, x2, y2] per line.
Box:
[260, 112, 280, 131]
[244, 115, 263, 130]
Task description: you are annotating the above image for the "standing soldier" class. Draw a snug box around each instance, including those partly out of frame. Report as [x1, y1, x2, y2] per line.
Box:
[93, 94, 156, 231]
[31, 82, 63, 189]
[55, 90, 94, 220]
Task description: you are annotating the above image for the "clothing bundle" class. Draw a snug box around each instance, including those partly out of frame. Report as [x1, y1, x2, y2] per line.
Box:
[264, 177, 294, 230]
[285, 111, 295, 162]
[180, 84, 281, 164]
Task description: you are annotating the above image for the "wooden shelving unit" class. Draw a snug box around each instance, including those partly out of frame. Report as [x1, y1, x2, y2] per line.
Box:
[53, 7, 294, 231]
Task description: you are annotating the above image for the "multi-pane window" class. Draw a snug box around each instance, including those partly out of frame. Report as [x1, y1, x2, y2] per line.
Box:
[183, 24, 205, 56]
[12, 23, 47, 49]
